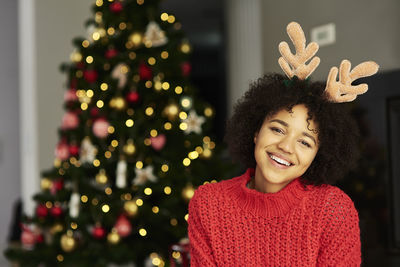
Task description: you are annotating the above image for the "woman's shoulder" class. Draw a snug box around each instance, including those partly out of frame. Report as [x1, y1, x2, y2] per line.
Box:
[307, 183, 359, 218]
[193, 175, 243, 199]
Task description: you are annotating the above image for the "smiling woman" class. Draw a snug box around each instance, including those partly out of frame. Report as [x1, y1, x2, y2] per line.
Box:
[188, 22, 380, 267]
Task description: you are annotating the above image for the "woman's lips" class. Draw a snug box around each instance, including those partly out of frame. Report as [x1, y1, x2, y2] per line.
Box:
[267, 152, 293, 169]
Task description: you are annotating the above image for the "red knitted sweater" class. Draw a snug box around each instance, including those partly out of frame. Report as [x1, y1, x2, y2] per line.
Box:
[188, 169, 361, 266]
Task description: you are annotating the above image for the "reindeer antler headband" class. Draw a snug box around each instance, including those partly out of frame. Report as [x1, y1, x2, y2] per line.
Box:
[278, 22, 379, 103]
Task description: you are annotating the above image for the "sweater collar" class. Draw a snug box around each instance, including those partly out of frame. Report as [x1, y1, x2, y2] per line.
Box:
[226, 168, 312, 218]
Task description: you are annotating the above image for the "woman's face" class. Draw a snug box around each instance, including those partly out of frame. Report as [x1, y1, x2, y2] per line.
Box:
[253, 104, 319, 193]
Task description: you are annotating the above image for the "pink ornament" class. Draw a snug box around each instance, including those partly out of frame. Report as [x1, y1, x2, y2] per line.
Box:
[150, 134, 166, 151]
[61, 112, 79, 130]
[105, 48, 118, 59]
[115, 215, 132, 237]
[181, 62, 192, 76]
[110, 2, 123, 13]
[21, 227, 36, 250]
[93, 118, 110, 138]
[139, 62, 152, 80]
[64, 89, 78, 102]
[126, 91, 140, 104]
[55, 142, 69, 160]
[83, 69, 98, 83]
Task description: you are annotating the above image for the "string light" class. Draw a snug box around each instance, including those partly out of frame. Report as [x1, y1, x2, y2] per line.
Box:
[164, 122, 172, 130]
[93, 159, 100, 167]
[162, 82, 170, 90]
[179, 112, 187, 120]
[126, 119, 134, 127]
[148, 57, 156, 65]
[81, 195, 88, 203]
[182, 158, 191, 166]
[136, 161, 143, 169]
[161, 164, 169, 172]
[164, 186, 172, 195]
[100, 83, 108, 91]
[161, 51, 168, 59]
[175, 86, 183, 94]
[136, 198, 143, 206]
[111, 140, 118, 147]
[139, 228, 147, 236]
[96, 100, 104, 108]
[144, 188, 152, 195]
[108, 126, 115, 134]
[145, 107, 154, 116]
[150, 129, 158, 137]
[168, 15, 175, 23]
[161, 13, 169, 21]
[102, 204, 110, 213]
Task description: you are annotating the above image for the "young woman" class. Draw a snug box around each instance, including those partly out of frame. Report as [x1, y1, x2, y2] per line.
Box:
[188, 22, 378, 266]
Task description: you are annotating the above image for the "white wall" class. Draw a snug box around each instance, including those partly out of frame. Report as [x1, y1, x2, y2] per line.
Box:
[261, 0, 400, 80]
[0, 0, 20, 264]
[36, 0, 93, 172]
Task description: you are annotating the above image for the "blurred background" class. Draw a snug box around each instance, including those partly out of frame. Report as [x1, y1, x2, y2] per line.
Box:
[1, 0, 400, 265]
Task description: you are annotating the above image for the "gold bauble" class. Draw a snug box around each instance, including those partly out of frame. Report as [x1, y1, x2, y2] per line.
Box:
[96, 169, 108, 184]
[129, 32, 143, 48]
[50, 223, 64, 234]
[163, 104, 179, 120]
[109, 96, 126, 110]
[41, 178, 52, 190]
[124, 200, 138, 216]
[107, 229, 120, 244]
[182, 184, 195, 201]
[60, 232, 75, 252]
[123, 139, 136, 155]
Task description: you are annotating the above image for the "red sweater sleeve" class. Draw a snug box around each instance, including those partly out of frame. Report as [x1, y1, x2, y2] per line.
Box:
[317, 188, 362, 266]
[188, 187, 216, 267]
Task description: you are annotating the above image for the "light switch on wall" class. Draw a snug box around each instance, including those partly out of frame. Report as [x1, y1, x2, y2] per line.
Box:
[311, 23, 336, 47]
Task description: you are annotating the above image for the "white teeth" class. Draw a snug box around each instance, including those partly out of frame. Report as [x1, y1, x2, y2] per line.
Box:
[270, 154, 291, 166]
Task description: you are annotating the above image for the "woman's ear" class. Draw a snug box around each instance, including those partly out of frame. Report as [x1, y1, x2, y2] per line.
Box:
[254, 132, 258, 144]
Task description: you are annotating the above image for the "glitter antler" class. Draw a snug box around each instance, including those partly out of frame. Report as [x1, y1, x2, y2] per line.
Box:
[324, 60, 379, 103]
[278, 22, 320, 80]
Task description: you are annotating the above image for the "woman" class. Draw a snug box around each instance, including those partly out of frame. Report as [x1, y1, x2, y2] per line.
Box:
[188, 22, 378, 266]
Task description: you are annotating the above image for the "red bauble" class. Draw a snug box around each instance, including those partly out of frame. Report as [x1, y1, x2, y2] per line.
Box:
[51, 179, 64, 195]
[109, 2, 123, 13]
[50, 206, 63, 217]
[126, 91, 140, 104]
[83, 69, 98, 83]
[36, 234, 44, 243]
[92, 225, 106, 239]
[36, 204, 48, 218]
[70, 78, 78, 89]
[69, 144, 80, 156]
[55, 142, 69, 161]
[139, 63, 152, 80]
[21, 228, 36, 249]
[76, 62, 85, 69]
[181, 62, 192, 77]
[105, 48, 118, 59]
[93, 118, 110, 138]
[115, 215, 132, 237]
[90, 107, 99, 118]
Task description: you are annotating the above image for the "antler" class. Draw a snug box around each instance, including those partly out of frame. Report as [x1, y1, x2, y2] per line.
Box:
[325, 60, 379, 103]
[278, 22, 320, 80]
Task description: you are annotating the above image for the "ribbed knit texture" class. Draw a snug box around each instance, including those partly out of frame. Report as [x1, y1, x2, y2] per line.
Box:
[188, 169, 361, 266]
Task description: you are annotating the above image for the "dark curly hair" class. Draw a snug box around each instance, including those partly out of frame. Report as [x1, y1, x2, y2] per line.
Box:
[224, 73, 360, 186]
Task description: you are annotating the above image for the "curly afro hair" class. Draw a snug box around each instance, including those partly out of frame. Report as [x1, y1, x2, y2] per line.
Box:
[224, 73, 360, 186]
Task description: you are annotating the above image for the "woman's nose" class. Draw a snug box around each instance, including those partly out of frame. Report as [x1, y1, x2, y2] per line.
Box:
[277, 136, 294, 154]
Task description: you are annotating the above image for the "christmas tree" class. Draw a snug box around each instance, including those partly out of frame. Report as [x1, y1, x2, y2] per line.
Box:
[5, 0, 234, 266]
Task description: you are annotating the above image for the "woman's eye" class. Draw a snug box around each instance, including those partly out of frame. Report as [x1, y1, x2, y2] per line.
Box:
[270, 127, 283, 134]
[300, 140, 311, 148]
